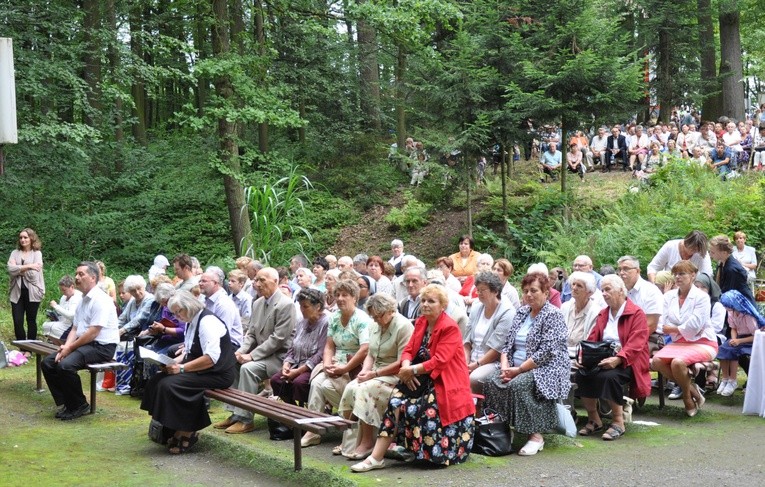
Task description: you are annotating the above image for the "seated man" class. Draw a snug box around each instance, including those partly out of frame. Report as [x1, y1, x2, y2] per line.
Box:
[590, 127, 609, 167]
[214, 267, 296, 434]
[43, 275, 82, 346]
[540, 142, 562, 182]
[690, 146, 708, 167]
[628, 125, 650, 171]
[605, 126, 629, 171]
[42, 261, 119, 420]
[708, 141, 732, 176]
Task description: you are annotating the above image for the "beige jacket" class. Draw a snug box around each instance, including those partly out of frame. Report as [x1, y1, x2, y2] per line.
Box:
[8, 250, 45, 303]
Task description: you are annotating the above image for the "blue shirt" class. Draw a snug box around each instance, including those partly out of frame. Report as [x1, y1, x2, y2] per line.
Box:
[541, 150, 562, 167]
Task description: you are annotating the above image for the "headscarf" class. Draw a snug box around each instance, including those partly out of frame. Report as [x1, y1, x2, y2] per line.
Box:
[694, 273, 721, 306]
[149, 255, 169, 281]
[720, 290, 765, 329]
[358, 275, 377, 295]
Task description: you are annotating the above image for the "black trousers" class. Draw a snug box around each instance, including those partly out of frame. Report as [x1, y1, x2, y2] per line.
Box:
[41, 342, 117, 410]
[11, 286, 41, 340]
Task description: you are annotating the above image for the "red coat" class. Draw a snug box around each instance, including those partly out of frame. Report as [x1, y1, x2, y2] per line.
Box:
[588, 298, 651, 399]
[403, 312, 475, 426]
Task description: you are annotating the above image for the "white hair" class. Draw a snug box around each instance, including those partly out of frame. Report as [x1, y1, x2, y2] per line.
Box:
[391, 239, 403, 248]
[527, 262, 549, 275]
[478, 253, 494, 266]
[567, 271, 596, 293]
[601, 274, 627, 295]
[123, 275, 147, 292]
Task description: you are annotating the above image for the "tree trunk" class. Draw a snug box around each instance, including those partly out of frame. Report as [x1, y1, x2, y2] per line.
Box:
[657, 27, 673, 124]
[395, 45, 407, 172]
[500, 142, 508, 233]
[194, 1, 209, 116]
[357, 0, 381, 131]
[212, 0, 252, 255]
[254, 1, 268, 153]
[698, 0, 721, 121]
[82, 0, 102, 126]
[105, 0, 123, 170]
[130, 4, 147, 144]
[719, 1, 745, 121]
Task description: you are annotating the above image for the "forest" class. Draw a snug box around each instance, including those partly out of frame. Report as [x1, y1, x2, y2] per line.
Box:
[1, 0, 764, 281]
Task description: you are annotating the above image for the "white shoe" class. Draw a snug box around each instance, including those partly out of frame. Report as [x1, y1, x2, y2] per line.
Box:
[350, 456, 385, 473]
[518, 439, 544, 456]
[721, 380, 737, 397]
[716, 379, 730, 395]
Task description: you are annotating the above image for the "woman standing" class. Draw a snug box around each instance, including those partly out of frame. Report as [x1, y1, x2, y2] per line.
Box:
[449, 235, 480, 283]
[709, 235, 755, 304]
[8, 228, 45, 341]
[483, 272, 570, 456]
[96, 261, 117, 304]
[350, 285, 474, 472]
[339, 294, 413, 459]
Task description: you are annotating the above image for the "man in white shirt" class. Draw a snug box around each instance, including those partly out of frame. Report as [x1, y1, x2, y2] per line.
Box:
[43, 275, 83, 346]
[647, 231, 713, 282]
[590, 127, 609, 167]
[199, 267, 243, 348]
[617, 256, 664, 335]
[42, 261, 119, 420]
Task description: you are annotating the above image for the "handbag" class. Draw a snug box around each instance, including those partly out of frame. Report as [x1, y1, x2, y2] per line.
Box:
[148, 419, 175, 445]
[472, 409, 513, 456]
[577, 340, 619, 375]
[394, 334, 433, 398]
[555, 403, 576, 438]
[267, 418, 294, 441]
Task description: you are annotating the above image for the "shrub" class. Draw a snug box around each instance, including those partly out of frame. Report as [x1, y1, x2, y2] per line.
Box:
[384, 192, 432, 231]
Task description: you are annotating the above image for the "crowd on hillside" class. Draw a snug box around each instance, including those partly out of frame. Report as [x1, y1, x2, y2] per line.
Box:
[7, 226, 765, 467]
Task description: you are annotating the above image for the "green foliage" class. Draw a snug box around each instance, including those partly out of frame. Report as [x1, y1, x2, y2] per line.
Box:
[242, 167, 314, 265]
[384, 191, 433, 231]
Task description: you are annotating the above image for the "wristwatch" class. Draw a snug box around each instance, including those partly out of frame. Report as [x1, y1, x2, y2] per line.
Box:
[179, 365, 185, 374]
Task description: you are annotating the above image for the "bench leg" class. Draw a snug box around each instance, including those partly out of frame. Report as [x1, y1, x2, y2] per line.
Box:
[292, 428, 303, 471]
[89, 369, 98, 414]
[657, 372, 665, 409]
[35, 353, 45, 392]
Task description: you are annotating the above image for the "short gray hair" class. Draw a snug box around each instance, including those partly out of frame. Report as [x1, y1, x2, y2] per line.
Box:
[123, 275, 147, 292]
[601, 274, 627, 295]
[567, 271, 596, 293]
[617, 255, 640, 269]
[405, 266, 428, 281]
[168, 290, 204, 317]
[78, 261, 100, 280]
[154, 283, 176, 303]
[474, 271, 502, 294]
[58, 275, 75, 288]
[353, 253, 369, 264]
[205, 266, 225, 285]
[527, 262, 549, 275]
[365, 293, 398, 317]
[391, 239, 403, 248]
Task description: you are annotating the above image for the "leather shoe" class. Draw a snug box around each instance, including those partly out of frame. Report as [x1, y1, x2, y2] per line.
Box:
[213, 416, 238, 430]
[350, 456, 385, 473]
[60, 402, 90, 421]
[225, 421, 255, 434]
[301, 432, 321, 447]
[55, 406, 68, 419]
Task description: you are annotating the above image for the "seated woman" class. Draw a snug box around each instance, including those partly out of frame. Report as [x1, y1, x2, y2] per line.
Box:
[139, 283, 185, 356]
[117, 275, 157, 339]
[435, 256, 462, 293]
[459, 253, 494, 311]
[357, 275, 376, 310]
[301, 279, 371, 448]
[339, 294, 414, 459]
[651, 261, 718, 416]
[492, 258, 521, 309]
[140, 290, 236, 454]
[270, 288, 329, 405]
[42, 275, 82, 346]
[483, 272, 570, 456]
[464, 272, 515, 395]
[560, 271, 601, 361]
[576, 275, 650, 440]
[294, 267, 317, 297]
[693, 273, 724, 390]
[367, 255, 394, 296]
[716, 290, 765, 396]
[324, 269, 341, 312]
[350, 284, 475, 472]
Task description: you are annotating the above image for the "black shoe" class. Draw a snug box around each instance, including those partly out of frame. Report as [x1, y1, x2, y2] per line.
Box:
[60, 402, 90, 420]
[55, 406, 68, 419]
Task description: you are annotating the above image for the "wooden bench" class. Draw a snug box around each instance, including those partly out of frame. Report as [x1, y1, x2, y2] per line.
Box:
[205, 388, 356, 471]
[12, 339, 128, 414]
[655, 361, 719, 408]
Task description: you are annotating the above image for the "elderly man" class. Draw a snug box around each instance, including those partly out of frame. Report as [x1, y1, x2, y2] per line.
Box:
[539, 142, 562, 182]
[337, 256, 354, 273]
[244, 260, 263, 299]
[42, 262, 119, 420]
[389, 239, 406, 276]
[325, 254, 338, 269]
[590, 127, 609, 167]
[214, 267, 296, 434]
[173, 254, 199, 293]
[398, 267, 427, 321]
[393, 255, 420, 301]
[353, 253, 369, 275]
[617, 256, 663, 335]
[561, 255, 603, 303]
[199, 267, 243, 348]
[605, 126, 629, 172]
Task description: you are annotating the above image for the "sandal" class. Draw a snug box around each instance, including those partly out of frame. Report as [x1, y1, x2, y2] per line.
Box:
[601, 424, 625, 441]
[578, 420, 604, 436]
[332, 445, 343, 455]
[168, 432, 199, 454]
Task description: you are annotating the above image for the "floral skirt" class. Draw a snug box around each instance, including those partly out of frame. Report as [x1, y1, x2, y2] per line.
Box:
[379, 387, 474, 466]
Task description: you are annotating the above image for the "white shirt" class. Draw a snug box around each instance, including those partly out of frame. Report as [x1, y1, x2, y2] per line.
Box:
[659, 285, 715, 342]
[230, 289, 253, 324]
[627, 277, 664, 317]
[732, 245, 757, 280]
[470, 313, 492, 362]
[375, 275, 395, 296]
[52, 290, 83, 326]
[591, 135, 608, 152]
[604, 301, 626, 345]
[647, 239, 713, 277]
[74, 286, 119, 345]
[204, 288, 243, 347]
[501, 281, 521, 310]
[184, 311, 227, 364]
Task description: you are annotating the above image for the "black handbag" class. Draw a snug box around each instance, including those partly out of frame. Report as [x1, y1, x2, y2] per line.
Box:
[267, 418, 294, 441]
[148, 419, 175, 445]
[472, 410, 513, 456]
[577, 340, 619, 375]
[394, 334, 433, 398]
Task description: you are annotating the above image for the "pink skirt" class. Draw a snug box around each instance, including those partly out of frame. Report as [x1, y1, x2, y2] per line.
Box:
[653, 338, 718, 365]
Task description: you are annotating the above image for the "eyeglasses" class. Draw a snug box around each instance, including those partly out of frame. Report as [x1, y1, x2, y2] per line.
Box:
[617, 267, 637, 273]
[572, 263, 589, 269]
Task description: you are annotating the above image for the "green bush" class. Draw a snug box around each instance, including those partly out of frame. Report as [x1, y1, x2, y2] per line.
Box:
[384, 192, 432, 231]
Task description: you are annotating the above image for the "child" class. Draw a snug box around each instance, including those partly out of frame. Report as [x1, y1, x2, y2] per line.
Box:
[716, 290, 765, 396]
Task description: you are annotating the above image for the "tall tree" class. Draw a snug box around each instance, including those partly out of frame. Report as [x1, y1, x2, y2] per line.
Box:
[719, 0, 745, 120]
[698, 0, 722, 120]
[81, 0, 102, 126]
[357, 0, 382, 131]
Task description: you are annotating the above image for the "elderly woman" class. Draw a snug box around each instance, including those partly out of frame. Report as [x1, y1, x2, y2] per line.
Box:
[117, 275, 157, 339]
[301, 279, 371, 448]
[449, 235, 480, 283]
[436, 256, 462, 293]
[483, 272, 570, 456]
[460, 253, 493, 310]
[324, 269, 341, 312]
[294, 267, 317, 296]
[560, 271, 602, 360]
[493, 258, 521, 310]
[464, 272, 515, 394]
[338, 294, 414, 459]
[350, 284, 475, 472]
[709, 234, 755, 304]
[8, 228, 45, 341]
[139, 283, 185, 356]
[651, 261, 718, 416]
[270, 288, 329, 405]
[140, 290, 236, 454]
[575, 275, 650, 440]
[367, 255, 394, 296]
[732, 231, 758, 283]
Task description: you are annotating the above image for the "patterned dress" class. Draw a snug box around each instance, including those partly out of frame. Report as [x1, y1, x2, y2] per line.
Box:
[379, 331, 475, 466]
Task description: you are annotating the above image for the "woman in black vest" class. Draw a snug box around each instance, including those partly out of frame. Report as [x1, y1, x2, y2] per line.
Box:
[141, 290, 236, 454]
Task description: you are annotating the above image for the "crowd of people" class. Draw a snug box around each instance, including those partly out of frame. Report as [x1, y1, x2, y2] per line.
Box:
[7, 226, 765, 470]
